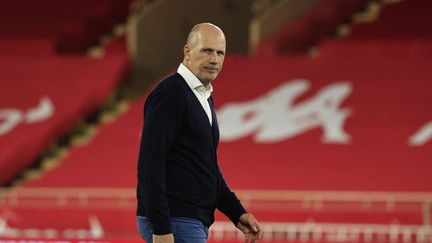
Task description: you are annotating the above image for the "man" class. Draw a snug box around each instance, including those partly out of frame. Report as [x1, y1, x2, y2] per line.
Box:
[137, 23, 262, 243]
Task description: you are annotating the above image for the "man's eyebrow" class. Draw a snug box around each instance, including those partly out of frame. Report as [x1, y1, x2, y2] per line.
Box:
[201, 48, 225, 53]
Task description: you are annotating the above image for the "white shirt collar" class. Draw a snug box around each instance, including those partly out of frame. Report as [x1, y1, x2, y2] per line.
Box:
[177, 63, 213, 96]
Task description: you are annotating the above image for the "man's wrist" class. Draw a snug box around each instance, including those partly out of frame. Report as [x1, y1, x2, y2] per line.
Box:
[153, 233, 174, 243]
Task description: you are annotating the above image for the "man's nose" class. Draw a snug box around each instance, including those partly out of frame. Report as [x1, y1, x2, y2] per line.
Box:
[209, 53, 217, 64]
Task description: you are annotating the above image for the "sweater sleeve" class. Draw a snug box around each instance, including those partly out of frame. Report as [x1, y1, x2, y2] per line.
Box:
[216, 165, 247, 226]
[137, 83, 183, 235]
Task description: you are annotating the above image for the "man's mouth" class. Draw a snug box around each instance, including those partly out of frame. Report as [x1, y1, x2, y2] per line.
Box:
[204, 67, 218, 73]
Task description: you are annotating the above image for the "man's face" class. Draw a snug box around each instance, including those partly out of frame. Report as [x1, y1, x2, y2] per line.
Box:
[183, 28, 226, 86]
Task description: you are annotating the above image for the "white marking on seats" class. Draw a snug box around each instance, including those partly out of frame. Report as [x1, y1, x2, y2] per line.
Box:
[409, 121, 432, 146]
[218, 79, 353, 144]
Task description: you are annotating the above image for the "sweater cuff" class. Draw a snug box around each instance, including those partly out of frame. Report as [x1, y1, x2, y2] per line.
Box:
[228, 203, 247, 226]
[152, 218, 172, 235]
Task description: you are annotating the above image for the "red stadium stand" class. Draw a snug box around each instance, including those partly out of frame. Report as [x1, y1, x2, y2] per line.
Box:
[7, 49, 429, 240]
[2, 0, 432, 242]
[256, 0, 370, 56]
[0, 55, 130, 186]
[0, 38, 57, 57]
[18, 98, 143, 188]
[0, 0, 132, 186]
[104, 37, 129, 56]
[318, 39, 432, 59]
[0, 0, 133, 53]
[0, 188, 430, 241]
[349, 0, 432, 39]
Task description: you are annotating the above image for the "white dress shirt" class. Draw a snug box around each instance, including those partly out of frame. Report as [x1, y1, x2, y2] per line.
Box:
[177, 63, 213, 125]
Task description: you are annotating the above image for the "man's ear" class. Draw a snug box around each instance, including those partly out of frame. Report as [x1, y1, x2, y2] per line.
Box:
[183, 45, 190, 60]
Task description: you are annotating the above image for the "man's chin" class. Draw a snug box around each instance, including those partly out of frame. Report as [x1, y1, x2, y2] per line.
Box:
[199, 74, 218, 84]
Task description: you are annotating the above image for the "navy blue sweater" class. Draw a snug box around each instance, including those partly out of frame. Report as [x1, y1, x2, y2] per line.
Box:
[137, 73, 246, 235]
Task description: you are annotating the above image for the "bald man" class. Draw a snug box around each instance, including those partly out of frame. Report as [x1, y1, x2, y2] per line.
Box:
[136, 23, 262, 243]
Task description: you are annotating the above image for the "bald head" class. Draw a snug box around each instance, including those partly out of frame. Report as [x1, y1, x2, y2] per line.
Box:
[183, 23, 226, 86]
[186, 23, 225, 47]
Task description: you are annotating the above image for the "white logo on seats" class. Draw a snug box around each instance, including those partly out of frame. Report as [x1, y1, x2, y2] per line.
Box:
[0, 215, 104, 239]
[218, 79, 353, 143]
[0, 96, 54, 136]
[408, 121, 432, 146]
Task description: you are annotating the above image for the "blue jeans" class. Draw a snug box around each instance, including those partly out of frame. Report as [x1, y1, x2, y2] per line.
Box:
[136, 216, 209, 243]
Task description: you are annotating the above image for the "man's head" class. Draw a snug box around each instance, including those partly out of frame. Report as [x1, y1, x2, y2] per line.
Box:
[183, 23, 226, 86]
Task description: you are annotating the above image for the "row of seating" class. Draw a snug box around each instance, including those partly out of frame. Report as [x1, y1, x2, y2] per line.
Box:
[256, 0, 371, 56]
[0, 0, 133, 53]
[0, 1, 133, 185]
[2, 0, 431, 241]
[349, 0, 432, 39]
[1, 202, 423, 240]
[257, 0, 432, 56]
[17, 43, 431, 238]
[0, 55, 130, 185]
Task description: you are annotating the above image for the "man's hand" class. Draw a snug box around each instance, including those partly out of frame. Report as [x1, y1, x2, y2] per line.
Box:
[153, 233, 174, 243]
[237, 213, 262, 243]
